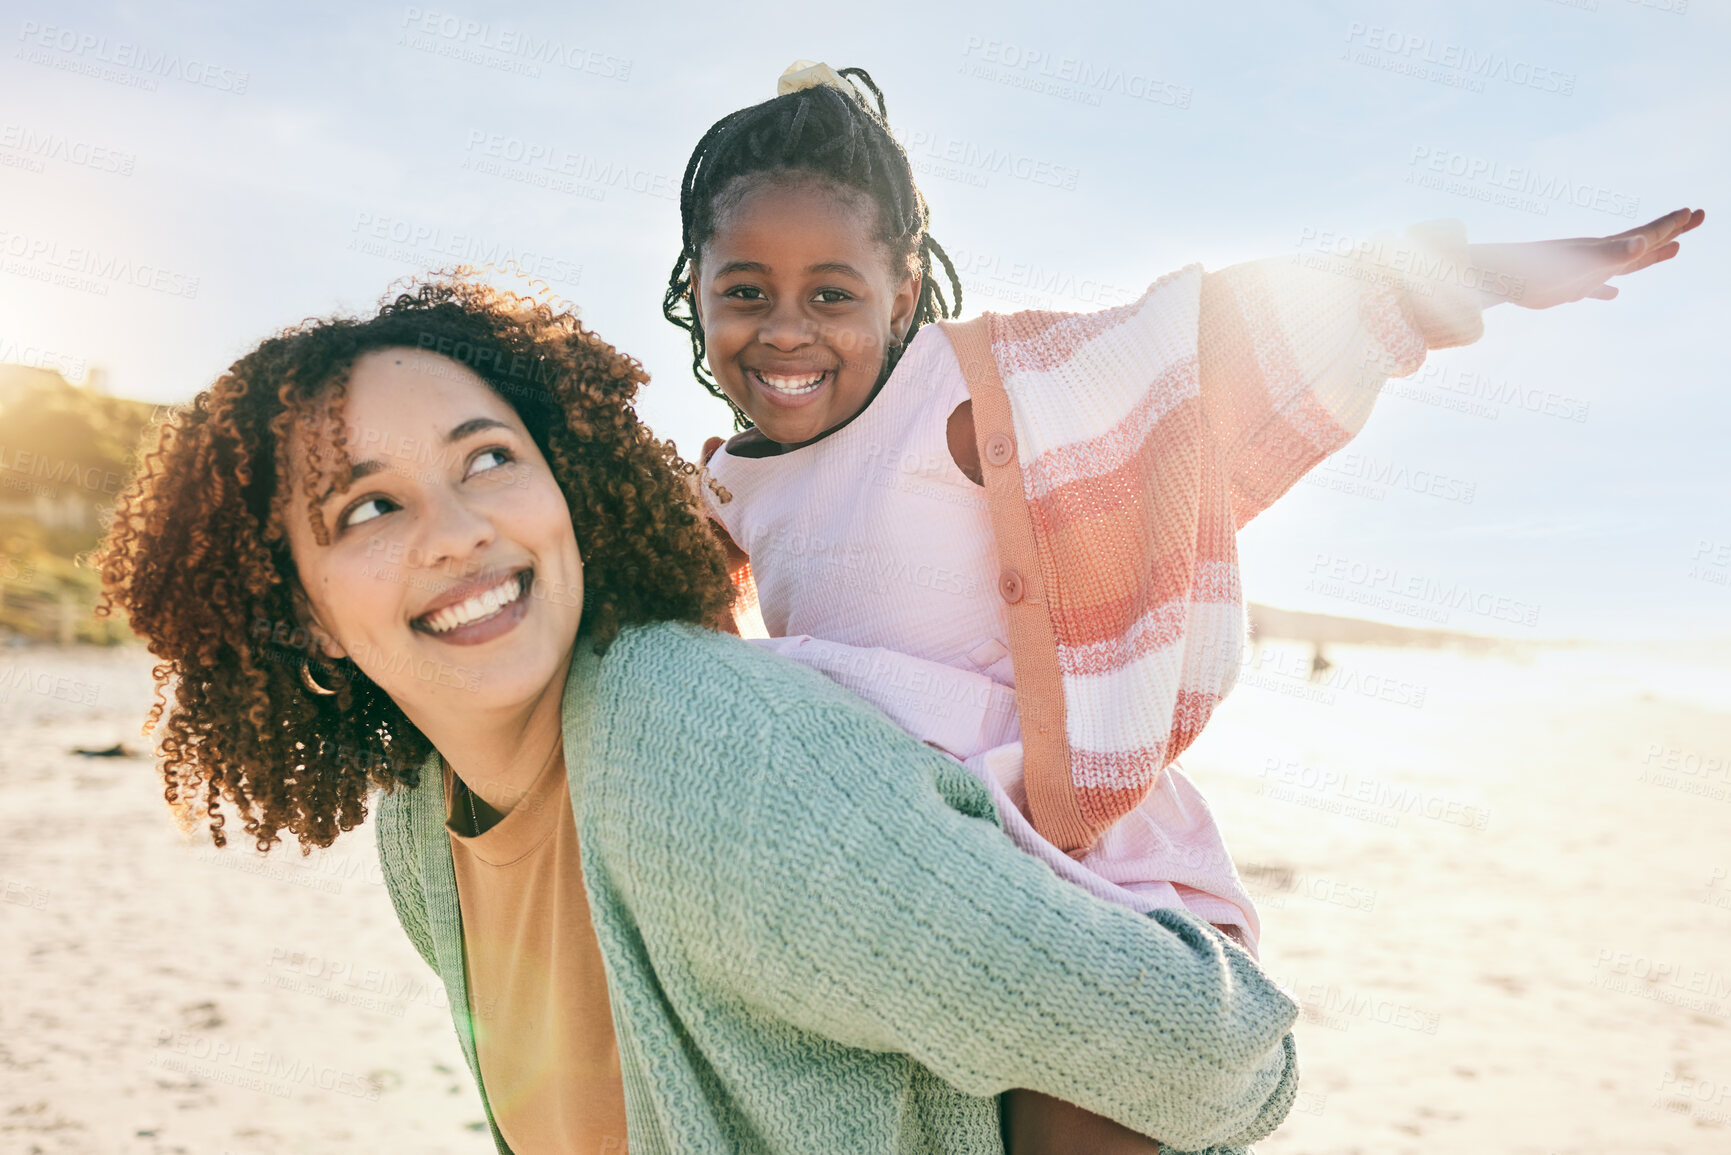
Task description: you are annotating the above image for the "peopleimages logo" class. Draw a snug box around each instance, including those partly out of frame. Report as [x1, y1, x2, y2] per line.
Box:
[1294, 226, 1525, 302]
[150, 1030, 386, 1101]
[397, 9, 631, 81]
[950, 248, 1144, 311]
[1375, 356, 1592, 425]
[15, 21, 250, 93]
[1307, 450, 1478, 505]
[460, 131, 677, 203]
[1407, 146, 1640, 220]
[0, 338, 85, 380]
[0, 229, 200, 299]
[1259, 757, 1491, 831]
[958, 37, 1193, 109]
[0, 123, 135, 175]
[1304, 552, 1541, 628]
[0, 445, 125, 495]
[1342, 22, 1577, 96]
[895, 127, 1081, 192]
[346, 211, 583, 288]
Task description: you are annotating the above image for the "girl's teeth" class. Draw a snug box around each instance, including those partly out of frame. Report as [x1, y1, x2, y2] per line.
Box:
[423, 575, 525, 634]
[756, 371, 826, 396]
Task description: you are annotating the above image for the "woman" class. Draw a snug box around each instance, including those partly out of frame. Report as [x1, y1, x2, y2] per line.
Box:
[97, 277, 1299, 1154]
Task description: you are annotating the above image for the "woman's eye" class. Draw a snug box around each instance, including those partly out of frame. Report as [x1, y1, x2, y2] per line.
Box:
[467, 447, 512, 477]
[341, 496, 396, 529]
[814, 288, 853, 304]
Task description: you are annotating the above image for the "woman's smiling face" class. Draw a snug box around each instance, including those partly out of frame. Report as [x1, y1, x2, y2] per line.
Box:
[283, 347, 584, 726]
[696, 176, 919, 447]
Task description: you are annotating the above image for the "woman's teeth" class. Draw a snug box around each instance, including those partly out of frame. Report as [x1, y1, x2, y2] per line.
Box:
[421, 574, 526, 634]
[753, 370, 828, 397]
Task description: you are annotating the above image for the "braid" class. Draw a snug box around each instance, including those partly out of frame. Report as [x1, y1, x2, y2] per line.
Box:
[663, 68, 963, 430]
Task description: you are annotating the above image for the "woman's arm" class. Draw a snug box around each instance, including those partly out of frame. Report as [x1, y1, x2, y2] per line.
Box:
[373, 784, 439, 974]
[592, 640, 1299, 1151]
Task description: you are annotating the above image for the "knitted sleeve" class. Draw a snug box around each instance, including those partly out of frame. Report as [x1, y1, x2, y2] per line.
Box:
[595, 632, 1300, 1151]
[372, 786, 439, 974]
[1198, 220, 1486, 527]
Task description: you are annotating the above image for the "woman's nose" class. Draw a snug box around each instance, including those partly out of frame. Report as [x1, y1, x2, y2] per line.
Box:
[417, 491, 496, 573]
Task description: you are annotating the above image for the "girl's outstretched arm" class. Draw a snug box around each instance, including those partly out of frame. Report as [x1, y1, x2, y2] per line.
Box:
[1461, 207, 1703, 309]
[1198, 208, 1702, 528]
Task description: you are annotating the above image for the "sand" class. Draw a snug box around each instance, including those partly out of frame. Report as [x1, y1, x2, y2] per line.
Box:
[3, 637, 1729, 1153]
[1, 645, 488, 1155]
[1190, 637, 1731, 1153]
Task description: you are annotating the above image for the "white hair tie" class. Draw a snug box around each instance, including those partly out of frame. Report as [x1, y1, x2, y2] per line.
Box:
[777, 60, 852, 97]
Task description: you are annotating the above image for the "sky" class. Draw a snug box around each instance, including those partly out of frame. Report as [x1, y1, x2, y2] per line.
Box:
[1, 0, 1726, 641]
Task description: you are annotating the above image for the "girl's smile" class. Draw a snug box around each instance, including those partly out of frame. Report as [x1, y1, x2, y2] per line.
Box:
[748, 367, 834, 404]
[695, 178, 919, 448]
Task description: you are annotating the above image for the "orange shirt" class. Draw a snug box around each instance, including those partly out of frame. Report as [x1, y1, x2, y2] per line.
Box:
[446, 755, 628, 1153]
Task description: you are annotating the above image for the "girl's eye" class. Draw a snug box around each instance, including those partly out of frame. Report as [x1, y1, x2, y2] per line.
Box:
[813, 288, 853, 304]
[467, 446, 512, 477]
[341, 495, 397, 529]
[724, 285, 766, 301]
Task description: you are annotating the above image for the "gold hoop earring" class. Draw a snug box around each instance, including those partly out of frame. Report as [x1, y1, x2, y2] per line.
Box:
[300, 655, 338, 696]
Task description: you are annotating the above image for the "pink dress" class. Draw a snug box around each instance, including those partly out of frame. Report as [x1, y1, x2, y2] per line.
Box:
[704, 324, 1261, 952]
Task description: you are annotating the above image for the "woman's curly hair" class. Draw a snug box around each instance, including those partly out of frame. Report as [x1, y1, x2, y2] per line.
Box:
[95, 274, 735, 853]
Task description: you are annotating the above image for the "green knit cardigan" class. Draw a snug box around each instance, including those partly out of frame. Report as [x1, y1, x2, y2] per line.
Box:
[374, 621, 1299, 1154]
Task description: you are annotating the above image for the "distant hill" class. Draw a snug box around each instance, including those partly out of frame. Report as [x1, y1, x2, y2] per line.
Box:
[1247, 602, 1515, 651]
[0, 363, 160, 643]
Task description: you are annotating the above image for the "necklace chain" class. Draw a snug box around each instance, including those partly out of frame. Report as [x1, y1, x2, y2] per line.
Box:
[458, 742, 559, 836]
[464, 777, 481, 837]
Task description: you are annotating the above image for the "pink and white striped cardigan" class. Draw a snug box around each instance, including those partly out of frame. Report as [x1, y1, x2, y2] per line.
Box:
[937, 226, 1485, 853]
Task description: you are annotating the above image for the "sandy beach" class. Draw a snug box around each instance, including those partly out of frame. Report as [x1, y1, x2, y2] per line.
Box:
[3, 635, 1729, 1153]
[1191, 637, 1731, 1153]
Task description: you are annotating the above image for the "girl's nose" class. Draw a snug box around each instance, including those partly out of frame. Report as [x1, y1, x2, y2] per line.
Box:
[758, 298, 815, 351]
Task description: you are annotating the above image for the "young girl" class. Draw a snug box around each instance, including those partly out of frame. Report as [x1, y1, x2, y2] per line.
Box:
[668, 61, 1701, 1151]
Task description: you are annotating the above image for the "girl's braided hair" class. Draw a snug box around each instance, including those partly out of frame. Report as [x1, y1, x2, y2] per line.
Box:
[662, 67, 963, 430]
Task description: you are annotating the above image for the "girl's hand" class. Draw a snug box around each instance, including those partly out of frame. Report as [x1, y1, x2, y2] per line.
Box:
[1467, 207, 1704, 309]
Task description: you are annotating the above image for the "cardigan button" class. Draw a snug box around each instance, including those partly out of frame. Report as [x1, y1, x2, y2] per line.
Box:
[984, 433, 1014, 468]
[998, 569, 1025, 604]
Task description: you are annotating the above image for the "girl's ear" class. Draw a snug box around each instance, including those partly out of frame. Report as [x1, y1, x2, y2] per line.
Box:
[890, 270, 922, 344]
[687, 260, 705, 328]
